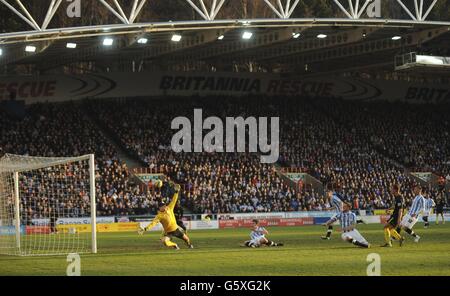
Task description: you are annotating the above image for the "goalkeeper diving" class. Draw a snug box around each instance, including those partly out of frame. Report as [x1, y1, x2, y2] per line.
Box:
[138, 181, 193, 250]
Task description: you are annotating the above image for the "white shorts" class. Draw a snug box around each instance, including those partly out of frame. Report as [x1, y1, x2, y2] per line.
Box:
[341, 229, 368, 245]
[400, 214, 418, 229]
[422, 210, 431, 217]
[250, 235, 266, 246]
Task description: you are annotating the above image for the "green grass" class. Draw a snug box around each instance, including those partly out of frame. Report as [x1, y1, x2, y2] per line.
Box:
[1, 223, 450, 276]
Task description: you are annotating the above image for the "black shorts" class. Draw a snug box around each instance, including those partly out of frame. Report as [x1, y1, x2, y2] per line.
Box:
[387, 215, 399, 227]
[166, 227, 185, 239]
[436, 209, 444, 214]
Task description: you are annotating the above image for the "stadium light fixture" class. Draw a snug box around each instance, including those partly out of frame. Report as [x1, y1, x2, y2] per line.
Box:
[66, 43, 77, 49]
[25, 45, 36, 52]
[217, 35, 225, 40]
[242, 31, 253, 40]
[292, 32, 301, 39]
[0, 48, 2, 56]
[137, 37, 148, 44]
[392, 36, 402, 40]
[103, 38, 114, 46]
[317, 34, 327, 39]
[171, 34, 182, 42]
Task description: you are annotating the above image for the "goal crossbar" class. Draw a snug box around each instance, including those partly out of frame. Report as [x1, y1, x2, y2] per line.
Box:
[0, 154, 92, 173]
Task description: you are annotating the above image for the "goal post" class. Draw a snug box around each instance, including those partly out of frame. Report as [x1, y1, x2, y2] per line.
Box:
[0, 154, 97, 256]
[89, 154, 97, 254]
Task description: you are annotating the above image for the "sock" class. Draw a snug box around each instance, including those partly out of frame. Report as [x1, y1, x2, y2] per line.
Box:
[184, 237, 191, 246]
[326, 225, 333, 238]
[266, 240, 281, 246]
[423, 216, 429, 226]
[384, 228, 391, 244]
[164, 239, 178, 248]
[390, 228, 402, 240]
[404, 228, 417, 238]
[352, 239, 369, 248]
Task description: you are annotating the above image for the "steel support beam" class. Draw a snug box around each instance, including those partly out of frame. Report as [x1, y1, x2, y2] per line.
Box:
[422, 0, 438, 21]
[42, 0, 63, 30]
[186, 0, 210, 20]
[0, 0, 40, 30]
[130, 0, 147, 23]
[347, 0, 355, 18]
[113, 0, 129, 23]
[211, 0, 225, 19]
[287, 0, 300, 17]
[333, 0, 353, 19]
[15, 0, 41, 30]
[356, 0, 371, 19]
[396, 0, 418, 21]
[264, 0, 285, 18]
[99, 0, 129, 24]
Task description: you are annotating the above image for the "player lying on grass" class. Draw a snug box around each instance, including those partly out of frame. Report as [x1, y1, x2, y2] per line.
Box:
[323, 202, 370, 248]
[138, 182, 193, 250]
[399, 185, 424, 243]
[381, 184, 405, 247]
[242, 219, 284, 248]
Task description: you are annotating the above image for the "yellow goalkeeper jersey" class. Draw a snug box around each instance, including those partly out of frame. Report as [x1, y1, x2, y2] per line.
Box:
[146, 192, 179, 233]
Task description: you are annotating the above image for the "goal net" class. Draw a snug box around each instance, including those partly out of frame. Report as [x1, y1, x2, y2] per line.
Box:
[0, 154, 97, 256]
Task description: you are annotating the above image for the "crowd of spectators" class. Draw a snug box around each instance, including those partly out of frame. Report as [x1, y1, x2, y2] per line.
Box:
[88, 96, 449, 214]
[0, 103, 158, 218]
[1, 96, 449, 217]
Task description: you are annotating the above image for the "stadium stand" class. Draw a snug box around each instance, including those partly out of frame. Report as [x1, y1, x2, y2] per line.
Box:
[1, 97, 449, 215]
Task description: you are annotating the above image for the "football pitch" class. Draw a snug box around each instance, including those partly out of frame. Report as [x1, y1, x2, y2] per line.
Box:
[1, 223, 450, 276]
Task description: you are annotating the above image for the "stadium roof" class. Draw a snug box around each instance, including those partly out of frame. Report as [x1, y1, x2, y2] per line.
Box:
[0, 0, 449, 76]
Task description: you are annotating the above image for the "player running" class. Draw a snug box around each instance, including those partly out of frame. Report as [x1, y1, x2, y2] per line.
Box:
[321, 183, 343, 240]
[138, 182, 193, 250]
[422, 194, 436, 228]
[242, 219, 284, 248]
[381, 184, 405, 247]
[323, 202, 370, 248]
[399, 185, 425, 243]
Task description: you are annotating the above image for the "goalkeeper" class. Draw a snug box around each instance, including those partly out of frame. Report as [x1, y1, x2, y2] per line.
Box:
[139, 182, 193, 250]
[157, 179, 187, 231]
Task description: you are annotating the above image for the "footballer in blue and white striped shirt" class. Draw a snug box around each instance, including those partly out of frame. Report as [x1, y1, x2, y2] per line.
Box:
[324, 202, 370, 248]
[242, 220, 284, 248]
[400, 185, 425, 242]
[322, 183, 344, 240]
[422, 194, 436, 228]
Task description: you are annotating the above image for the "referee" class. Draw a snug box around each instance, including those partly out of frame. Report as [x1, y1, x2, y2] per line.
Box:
[381, 184, 405, 247]
[435, 195, 446, 225]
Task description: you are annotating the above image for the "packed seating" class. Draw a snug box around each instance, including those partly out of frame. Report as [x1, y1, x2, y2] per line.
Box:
[0, 103, 157, 217]
[1, 96, 448, 216]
